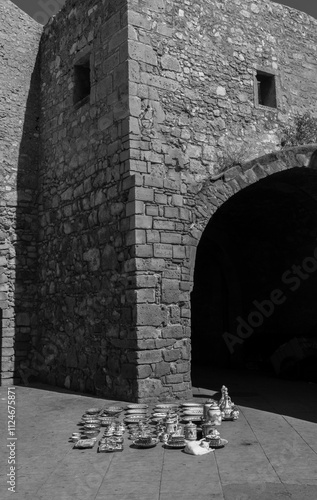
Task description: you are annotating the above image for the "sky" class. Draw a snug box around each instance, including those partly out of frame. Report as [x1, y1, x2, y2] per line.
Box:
[9, 0, 317, 23]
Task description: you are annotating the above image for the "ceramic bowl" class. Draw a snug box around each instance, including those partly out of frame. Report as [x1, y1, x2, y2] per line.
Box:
[83, 418, 101, 425]
[86, 408, 101, 415]
[126, 404, 149, 410]
[102, 406, 123, 415]
[84, 429, 100, 438]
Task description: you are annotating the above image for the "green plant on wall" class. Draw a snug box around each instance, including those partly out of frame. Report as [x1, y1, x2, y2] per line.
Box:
[280, 112, 317, 148]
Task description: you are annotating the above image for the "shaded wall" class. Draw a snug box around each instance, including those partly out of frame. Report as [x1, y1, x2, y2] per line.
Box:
[35, 0, 139, 400]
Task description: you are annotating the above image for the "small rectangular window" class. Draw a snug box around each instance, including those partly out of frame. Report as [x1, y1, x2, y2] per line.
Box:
[73, 57, 91, 106]
[256, 71, 277, 108]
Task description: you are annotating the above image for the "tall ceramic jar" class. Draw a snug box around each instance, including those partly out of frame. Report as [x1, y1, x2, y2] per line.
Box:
[184, 421, 197, 441]
[207, 403, 222, 426]
[203, 399, 216, 420]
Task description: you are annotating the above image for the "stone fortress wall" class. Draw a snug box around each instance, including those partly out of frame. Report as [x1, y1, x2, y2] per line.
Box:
[0, 0, 42, 385]
[1, 0, 317, 401]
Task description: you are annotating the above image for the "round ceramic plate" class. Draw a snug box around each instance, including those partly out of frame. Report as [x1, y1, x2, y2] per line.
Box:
[103, 406, 123, 413]
[154, 404, 179, 409]
[86, 408, 101, 415]
[126, 404, 149, 410]
[124, 415, 148, 423]
[164, 441, 186, 449]
[126, 408, 148, 414]
[133, 438, 159, 449]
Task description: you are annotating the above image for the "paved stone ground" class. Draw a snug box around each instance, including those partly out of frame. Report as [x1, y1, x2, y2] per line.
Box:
[0, 367, 316, 500]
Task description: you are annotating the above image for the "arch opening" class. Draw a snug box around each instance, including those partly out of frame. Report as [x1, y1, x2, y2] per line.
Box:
[191, 167, 317, 381]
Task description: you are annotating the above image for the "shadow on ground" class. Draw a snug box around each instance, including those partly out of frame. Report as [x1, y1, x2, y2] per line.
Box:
[192, 363, 317, 424]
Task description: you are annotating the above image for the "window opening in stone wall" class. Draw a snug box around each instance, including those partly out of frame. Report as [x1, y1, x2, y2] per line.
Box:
[256, 71, 277, 108]
[73, 57, 91, 106]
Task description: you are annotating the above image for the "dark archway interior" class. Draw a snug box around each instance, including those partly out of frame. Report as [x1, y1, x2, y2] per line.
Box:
[191, 167, 317, 381]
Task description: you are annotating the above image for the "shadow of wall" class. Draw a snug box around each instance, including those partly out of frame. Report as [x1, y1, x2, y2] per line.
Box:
[14, 51, 41, 386]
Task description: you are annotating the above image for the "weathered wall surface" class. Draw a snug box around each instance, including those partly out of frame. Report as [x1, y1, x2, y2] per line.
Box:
[34, 0, 139, 400]
[0, 0, 42, 385]
[6, 0, 317, 401]
[128, 0, 317, 182]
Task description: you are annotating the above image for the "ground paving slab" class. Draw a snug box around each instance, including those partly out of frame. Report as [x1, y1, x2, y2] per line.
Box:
[0, 368, 316, 500]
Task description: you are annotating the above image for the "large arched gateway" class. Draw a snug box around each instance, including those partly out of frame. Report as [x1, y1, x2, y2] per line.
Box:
[192, 160, 317, 382]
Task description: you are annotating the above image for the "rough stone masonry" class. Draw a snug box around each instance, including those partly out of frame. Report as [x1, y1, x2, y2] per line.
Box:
[1, 0, 317, 401]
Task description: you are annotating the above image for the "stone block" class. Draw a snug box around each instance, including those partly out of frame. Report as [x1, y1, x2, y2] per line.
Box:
[136, 257, 166, 272]
[161, 54, 181, 72]
[146, 206, 159, 217]
[135, 274, 158, 288]
[138, 378, 162, 399]
[155, 361, 171, 377]
[162, 325, 184, 339]
[83, 248, 100, 271]
[134, 187, 154, 202]
[171, 382, 190, 392]
[137, 364, 152, 379]
[163, 349, 181, 362]
[135, 326, 160, 339]
[155, 339, 175, 349]
[129, 59, 140, 83]
[129, 11, 151, 30]
[164, 207, 179, 219]
[134, 244, 154, 258]
[0, 274, 8, 284]
[160, 233, 182, 244]
[162, 278, 179, 290]
[179, 208, 192, 221]
[172, 194, 183, 206]
[130, 215, 153, 229]
[154, 193, 168, 205]
[135, 304, 167, 326]
[146, 230, 161, 243]
[173, 245, 186, 259]
[143, 175, 164, 188]
[135, 288, 155, 303]
[136, 349, 162, 364]
[2, 338, 14, 348]
[162, 288, 180, 303]
[165, 374, 183, 384]
[177, 361, 190, 373]
[129, 160, 147, 173]
[130, 117, 141, 135]
[130, 96, 141, 117]
[137, 340, 156, 350]
[129, 41, 158, 66]
[153, 243, 173, 258]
